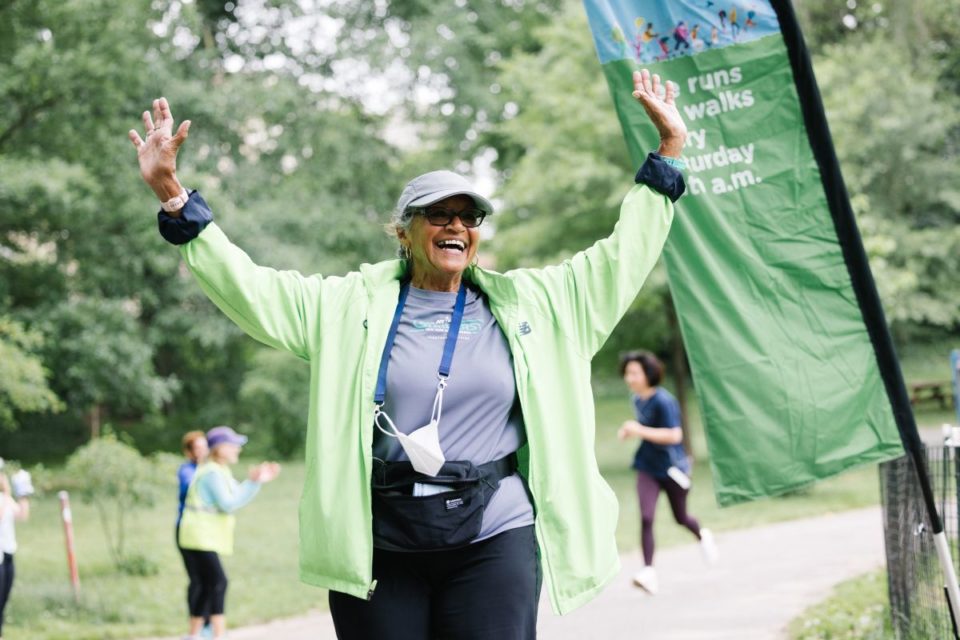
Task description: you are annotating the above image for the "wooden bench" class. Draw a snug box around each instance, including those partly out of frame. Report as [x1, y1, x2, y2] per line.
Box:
[908, 380, 953, 409]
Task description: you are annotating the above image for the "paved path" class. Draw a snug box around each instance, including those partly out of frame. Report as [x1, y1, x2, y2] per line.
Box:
[166, 507, 885, 640]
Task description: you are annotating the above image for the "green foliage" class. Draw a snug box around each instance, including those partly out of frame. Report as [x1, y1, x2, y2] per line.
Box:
[63, 434, 167, 572]
[34, 299, 179, 420]
[0, 0, 410, 450]
[815, 34, 960, 335]
[238, 350, 310, 457]
[330, 0, 563, 164]
[0, 316, 61, 428]
[487, 2, 675, 363]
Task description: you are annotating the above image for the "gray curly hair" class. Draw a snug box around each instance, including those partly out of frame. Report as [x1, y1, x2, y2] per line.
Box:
[384, 208, 415, 259]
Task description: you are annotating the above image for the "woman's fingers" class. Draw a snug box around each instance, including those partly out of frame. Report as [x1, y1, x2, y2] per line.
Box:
[128, 130, 144, 149]
[632, 69, 680, 104]
[141, 110, 155, 136]
[171, 120, 191, 150]
[152, 99, 162, 131]
[158, 97, 174, 130]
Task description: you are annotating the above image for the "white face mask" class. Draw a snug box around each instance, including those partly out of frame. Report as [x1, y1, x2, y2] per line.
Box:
[395, 419, 445, 476]
[374, 379, 447, 477]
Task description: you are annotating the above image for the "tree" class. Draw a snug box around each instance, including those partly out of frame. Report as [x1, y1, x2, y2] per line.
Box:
[0, 317, 61, 428]
[487, 3, 676, 372]
[815, 34, 960, 337]
[64, 434, 166, 573]
[239, 350, 310, 457]
[0, 0, 412, 454]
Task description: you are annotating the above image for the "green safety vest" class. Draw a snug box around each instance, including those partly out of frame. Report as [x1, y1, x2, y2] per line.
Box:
[178, 462, 236, 556]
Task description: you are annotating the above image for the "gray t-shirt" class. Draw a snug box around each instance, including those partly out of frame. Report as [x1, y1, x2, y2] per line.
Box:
[373, 284, 536, 542]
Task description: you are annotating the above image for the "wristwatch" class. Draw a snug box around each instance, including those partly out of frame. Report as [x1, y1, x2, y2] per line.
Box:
[160, 189, 190, 212]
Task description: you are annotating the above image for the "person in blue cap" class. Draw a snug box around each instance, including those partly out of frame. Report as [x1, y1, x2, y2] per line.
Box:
[177, 426, 280, 640]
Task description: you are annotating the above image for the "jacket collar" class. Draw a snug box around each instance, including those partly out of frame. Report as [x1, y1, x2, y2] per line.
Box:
[358, 259, 518, 312]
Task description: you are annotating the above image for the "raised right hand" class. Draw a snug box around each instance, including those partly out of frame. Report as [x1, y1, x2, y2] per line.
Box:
[128, 97, 191, 201]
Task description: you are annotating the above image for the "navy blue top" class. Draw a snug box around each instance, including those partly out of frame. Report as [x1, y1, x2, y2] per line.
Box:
[176, 461, 198, 525]
[631, 388, 690, 478]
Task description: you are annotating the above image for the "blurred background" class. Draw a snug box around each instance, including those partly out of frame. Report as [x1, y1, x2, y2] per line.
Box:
[0, 0, 958, 638]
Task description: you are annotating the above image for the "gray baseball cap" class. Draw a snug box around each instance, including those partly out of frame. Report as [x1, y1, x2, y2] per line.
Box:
[396, 170, 494, 215]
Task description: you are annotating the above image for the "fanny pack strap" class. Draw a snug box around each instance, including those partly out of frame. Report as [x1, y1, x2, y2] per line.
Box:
[476, 453, 519, 488]
[373, 452, 518, 489]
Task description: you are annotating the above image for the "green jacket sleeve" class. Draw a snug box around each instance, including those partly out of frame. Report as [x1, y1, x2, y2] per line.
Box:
[508, 183, 675, 358]
[179, 222, 324, 360]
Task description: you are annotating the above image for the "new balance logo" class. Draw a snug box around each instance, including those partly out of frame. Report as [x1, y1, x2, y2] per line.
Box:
[518, 321, 532, 336]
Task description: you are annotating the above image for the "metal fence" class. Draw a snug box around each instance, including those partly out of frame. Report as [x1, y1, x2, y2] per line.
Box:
[881, 447, 959, 639]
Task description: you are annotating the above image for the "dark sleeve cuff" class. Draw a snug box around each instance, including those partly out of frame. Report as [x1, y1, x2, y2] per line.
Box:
[634, 153, 686, 202]
[157, 190, 213, 245]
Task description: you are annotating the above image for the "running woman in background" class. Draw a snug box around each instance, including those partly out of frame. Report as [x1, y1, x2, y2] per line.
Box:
[617, 351, 717, 594]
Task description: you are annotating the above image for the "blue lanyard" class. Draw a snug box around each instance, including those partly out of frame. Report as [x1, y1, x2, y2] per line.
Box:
[373, 282, 468, 406]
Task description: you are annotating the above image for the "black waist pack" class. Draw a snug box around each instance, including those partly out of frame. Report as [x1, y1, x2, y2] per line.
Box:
[371, 453, 518, 552]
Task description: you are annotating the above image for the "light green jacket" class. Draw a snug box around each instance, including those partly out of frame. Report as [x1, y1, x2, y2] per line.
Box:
[179, 183, 674, 614]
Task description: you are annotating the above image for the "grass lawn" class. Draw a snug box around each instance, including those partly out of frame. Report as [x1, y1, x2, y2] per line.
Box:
[9, 350, 955, 639]
[787, 569, 893, 639]
[11, 464, 321, 640]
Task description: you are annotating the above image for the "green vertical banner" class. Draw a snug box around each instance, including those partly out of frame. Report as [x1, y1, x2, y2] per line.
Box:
[583, 1, 906, 504]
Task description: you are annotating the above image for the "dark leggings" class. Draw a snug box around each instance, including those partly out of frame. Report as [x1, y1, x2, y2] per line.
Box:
[0, 552, 14, 636]
[177, 527, 211, 621]
[637, 470, 701, 565]
[179, 548, 228, 616]
[329, 525, 540, 640]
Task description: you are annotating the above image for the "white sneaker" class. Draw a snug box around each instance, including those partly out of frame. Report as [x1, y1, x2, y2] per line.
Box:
[700, 528, 719, 565]
[632, 565, 659, 594]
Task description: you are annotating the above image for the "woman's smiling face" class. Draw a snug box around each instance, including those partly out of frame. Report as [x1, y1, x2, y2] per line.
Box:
[400, 194, 481, 291]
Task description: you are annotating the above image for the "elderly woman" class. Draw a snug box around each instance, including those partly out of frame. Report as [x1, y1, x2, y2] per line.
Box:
[129, 69, 687, 639]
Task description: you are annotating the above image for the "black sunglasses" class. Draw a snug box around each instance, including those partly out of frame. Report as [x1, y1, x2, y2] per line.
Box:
[409, 206, 487, 228]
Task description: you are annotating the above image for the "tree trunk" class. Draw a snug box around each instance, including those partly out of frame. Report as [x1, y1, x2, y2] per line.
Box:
[665, 293, 693, 458]
[88, 404, 101, 440]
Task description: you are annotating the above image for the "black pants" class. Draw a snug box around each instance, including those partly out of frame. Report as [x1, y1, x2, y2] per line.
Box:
[177, 526, 213, 621]
[0, 553, 14, 636]
[179, 547, 228, 616]
[329, 525, 540, 640]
